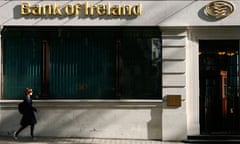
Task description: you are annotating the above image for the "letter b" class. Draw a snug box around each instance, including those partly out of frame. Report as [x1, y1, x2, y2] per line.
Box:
[21, 2, 31, 15]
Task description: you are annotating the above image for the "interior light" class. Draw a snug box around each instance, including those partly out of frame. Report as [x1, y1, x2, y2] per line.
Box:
[227, 52, 235, 56]
[218, 51, 226, 55]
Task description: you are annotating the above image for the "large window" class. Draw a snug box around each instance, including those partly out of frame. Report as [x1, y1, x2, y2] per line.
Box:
[2, 27, 162, 99]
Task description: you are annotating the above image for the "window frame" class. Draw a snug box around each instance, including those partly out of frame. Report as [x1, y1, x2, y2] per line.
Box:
[1, 26, 162, 100]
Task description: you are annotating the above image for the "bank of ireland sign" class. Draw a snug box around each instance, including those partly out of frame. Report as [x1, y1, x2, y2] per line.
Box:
[204, 0, 235, 19]
[20, 1, 142, 17]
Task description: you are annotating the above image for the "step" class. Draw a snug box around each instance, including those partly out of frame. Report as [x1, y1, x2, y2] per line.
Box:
[184, 135, 240, 143]
[184, 139, 240, 143]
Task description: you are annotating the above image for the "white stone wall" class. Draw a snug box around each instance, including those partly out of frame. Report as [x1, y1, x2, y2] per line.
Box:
[0, 1, 193, 26]
[0, 100, 162, 139]
[0, 1, 240, 26]
[161, 28, 187, 141]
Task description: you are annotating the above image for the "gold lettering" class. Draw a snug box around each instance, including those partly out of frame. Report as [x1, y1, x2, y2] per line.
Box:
[53, 3, 62, 15]
[65, 4, 74, 15]
[19, 2, 143, 17]
[84, 2, 89, 15]
[96, 4, 106, 16]
[42, 5, 52, 15]
[122, 5, 131, 16]
[31, 4, 41, 16]
[21, 2, 31, 15]
[89, 4, 95, 16]
[74, 3, 82, 15]
[138, 4, 143, 16]
[131, 4, 142, 16]
[84, 2, 95, 16]
[111, 5, 120, 16]
[107, 3, 111, 15]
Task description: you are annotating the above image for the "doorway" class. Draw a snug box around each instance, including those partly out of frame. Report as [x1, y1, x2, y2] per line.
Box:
[199, 40, 240, 135]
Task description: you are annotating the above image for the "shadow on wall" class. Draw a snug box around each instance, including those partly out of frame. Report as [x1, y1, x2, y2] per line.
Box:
[35, 109, 115, 137]
[147, 108, 162, 140]
[0, 110, 21, 136]
[0, 108, 117, 137]
[198, 6, 225, 22]
[0, 103, 163, 139]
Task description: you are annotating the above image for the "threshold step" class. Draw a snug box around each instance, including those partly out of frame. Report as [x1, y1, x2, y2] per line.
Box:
[188, 135, 240, 140]
[184, 139, 240, 143]
[185, 135, 240, 143]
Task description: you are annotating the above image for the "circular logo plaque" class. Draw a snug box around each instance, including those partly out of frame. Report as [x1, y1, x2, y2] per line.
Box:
[205, 0, 235, 19]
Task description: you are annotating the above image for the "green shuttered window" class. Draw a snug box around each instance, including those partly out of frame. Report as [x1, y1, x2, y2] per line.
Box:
[3, 33, 41, 99]
[2, 27, 161, 99]
[48, 30, 115, 98]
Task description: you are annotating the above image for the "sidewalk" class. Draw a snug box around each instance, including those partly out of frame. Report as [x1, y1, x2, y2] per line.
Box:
[0, 136, 185, 144]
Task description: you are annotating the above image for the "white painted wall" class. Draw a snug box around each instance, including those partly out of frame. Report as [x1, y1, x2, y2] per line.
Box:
[0, 1, 220, 26]
[161, 29, 187, 141]
[0, 1, 239, 26]
[0, 100, 162, 139]
[160, 1, 240, 26]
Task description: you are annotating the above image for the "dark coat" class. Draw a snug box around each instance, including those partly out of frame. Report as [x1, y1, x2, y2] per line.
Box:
[20, 96, 37, 126]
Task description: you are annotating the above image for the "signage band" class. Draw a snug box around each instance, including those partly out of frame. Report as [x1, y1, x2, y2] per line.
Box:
[21, 2, 142, 17]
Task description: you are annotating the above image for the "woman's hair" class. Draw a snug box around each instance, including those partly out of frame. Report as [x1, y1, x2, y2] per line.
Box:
[25, 88, 33, 95]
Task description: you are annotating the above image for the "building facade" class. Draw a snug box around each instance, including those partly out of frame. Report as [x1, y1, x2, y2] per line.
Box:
[0, 0, 240, 141]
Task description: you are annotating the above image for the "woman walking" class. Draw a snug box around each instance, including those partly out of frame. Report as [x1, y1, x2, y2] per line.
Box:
[13, 88, 37, 140]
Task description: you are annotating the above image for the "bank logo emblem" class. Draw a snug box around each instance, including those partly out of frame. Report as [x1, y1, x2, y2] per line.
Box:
[205, 0, 234, 19]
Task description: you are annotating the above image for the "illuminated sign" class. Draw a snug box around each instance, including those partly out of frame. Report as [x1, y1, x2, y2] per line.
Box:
[205, 0, 234, 19]
[20, 2, 142, 17]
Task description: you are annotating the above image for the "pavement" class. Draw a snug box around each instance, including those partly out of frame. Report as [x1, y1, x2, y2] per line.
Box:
[0, 136, 185, 144]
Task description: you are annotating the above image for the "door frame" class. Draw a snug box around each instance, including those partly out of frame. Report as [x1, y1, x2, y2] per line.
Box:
[187, 27, 240, 136]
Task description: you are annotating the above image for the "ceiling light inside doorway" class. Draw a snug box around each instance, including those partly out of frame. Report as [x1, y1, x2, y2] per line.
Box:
[218, 51, 226, 55]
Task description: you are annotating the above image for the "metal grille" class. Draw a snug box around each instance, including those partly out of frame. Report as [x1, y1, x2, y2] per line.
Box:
[3, 35, 41, 99]
[48, 30, 115, 98]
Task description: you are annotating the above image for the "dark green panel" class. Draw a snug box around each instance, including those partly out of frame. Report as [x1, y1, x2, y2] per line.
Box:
[49, 30, 115, 99]
[120, 28, 162, 99]
[2, 27, 162, 100]
[3, 32, 41, 99]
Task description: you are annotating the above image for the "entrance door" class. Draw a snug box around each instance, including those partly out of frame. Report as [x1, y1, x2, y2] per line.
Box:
[199, 40, 240, 134]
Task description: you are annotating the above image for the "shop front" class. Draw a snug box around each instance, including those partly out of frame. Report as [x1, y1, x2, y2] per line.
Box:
[0, 1, 166, 140]
[1, 0, 240, 142]
[0, 26, 164, 139]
